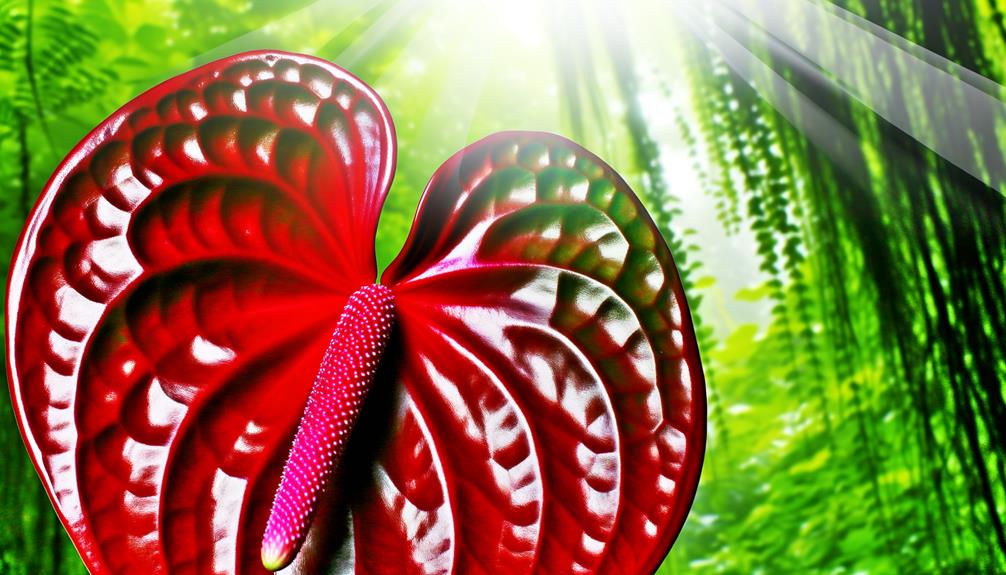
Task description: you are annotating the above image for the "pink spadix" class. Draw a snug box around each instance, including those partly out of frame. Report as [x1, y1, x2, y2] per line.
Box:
[261, 284, 395, 571]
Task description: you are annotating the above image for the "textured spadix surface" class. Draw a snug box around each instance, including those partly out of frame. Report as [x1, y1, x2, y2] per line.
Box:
[6, 51, 704, 574]
[262, 284, 395, 571]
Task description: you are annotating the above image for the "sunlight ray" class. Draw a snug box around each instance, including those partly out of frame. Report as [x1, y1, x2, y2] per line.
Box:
[669, 0, 1006, 197]
[335, 0, 425, 67]
[192, 0, 384, 65]
[409, 3, 498, 152]
[665, 0, 873, 189]
[369, 9, 440, 89]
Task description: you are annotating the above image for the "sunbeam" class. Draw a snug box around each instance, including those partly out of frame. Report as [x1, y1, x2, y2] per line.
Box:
[191, 0, 383, 65]
[669, 0, 1006, 198]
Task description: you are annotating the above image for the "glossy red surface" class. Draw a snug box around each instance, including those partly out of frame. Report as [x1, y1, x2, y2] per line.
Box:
[6, 51, 704, 574]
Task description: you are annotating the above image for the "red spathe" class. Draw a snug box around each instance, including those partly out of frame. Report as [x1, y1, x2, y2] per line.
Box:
[6, 51, 705, 575]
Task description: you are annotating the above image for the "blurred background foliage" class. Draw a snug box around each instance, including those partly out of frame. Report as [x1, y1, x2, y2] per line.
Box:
[1, 0, 1004, 573]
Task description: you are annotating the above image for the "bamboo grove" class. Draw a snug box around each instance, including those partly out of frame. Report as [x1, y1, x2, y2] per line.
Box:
[0, 1, 1003, 573]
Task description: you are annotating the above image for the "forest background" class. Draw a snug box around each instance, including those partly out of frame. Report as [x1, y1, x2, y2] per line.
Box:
[0, 0, 1004, 573]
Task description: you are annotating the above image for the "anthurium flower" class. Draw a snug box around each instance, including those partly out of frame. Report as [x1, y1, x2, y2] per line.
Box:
[6, 51, 704, 575]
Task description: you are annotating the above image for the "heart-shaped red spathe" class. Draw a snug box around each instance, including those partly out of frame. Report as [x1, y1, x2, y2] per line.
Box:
[6, 51, 705, 574]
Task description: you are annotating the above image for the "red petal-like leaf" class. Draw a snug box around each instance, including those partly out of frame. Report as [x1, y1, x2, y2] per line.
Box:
[380, 133, 705, 574]
[6, 51, 394, 574]
[8, 51, 702, 575]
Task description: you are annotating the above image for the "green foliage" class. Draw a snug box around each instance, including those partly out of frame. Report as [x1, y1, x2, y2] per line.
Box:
[0, 1, 1003, 574]
[663, 1, 1006, 572]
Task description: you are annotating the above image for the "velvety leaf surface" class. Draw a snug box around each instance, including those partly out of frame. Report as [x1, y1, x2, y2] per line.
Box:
[381, 132, 705, 574]
[6, 51, 394, 574]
